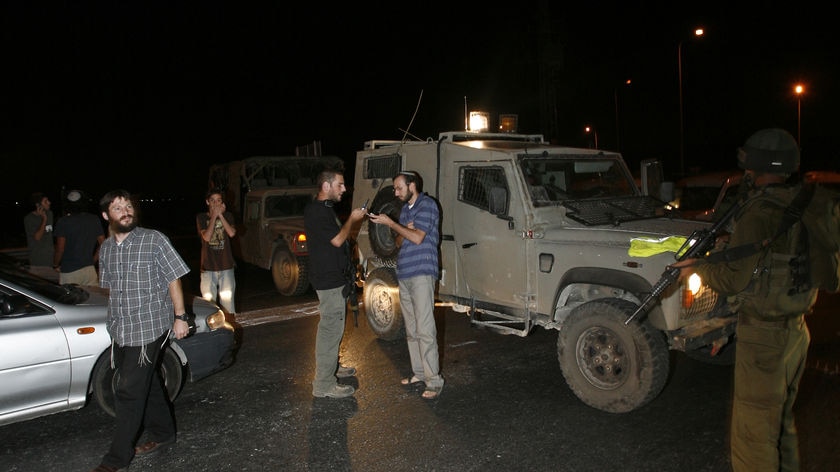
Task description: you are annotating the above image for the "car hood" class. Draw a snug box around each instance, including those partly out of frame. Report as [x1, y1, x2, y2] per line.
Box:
[540, 216, 712, 247]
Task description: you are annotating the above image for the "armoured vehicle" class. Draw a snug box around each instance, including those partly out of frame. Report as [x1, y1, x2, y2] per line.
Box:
[208, 156, 344, 296]
[351, 130, 734, 413]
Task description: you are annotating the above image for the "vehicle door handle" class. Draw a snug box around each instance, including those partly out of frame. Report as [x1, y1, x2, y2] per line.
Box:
[462, 243, 477, 249]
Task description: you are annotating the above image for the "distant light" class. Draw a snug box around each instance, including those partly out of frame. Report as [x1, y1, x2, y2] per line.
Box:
[794, 84, 805, 96]
[694, 28, 704, 37]
[469, 111, 489, 132]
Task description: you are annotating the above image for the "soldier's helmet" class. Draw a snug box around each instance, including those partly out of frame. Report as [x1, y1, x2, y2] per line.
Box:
[737, 128, 800, 173]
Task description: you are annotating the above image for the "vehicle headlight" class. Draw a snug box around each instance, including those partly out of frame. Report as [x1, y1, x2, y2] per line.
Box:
[205, 310, 228, 331]
[687, 273, 702, 294]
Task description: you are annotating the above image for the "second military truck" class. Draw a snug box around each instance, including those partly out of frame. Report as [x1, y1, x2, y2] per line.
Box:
[209, 156, 344, 296]
[351, 130, 734, 413]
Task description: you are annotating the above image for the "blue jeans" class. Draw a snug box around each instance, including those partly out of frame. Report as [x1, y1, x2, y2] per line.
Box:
[200, 268, 236, 314]
[101, 331, 176, 468]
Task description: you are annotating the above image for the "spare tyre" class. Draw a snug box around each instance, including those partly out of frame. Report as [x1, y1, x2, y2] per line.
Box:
[368, 186, 403, 259]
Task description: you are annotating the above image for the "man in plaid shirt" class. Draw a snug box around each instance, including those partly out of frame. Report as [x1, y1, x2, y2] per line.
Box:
[89, 189, 191, 472]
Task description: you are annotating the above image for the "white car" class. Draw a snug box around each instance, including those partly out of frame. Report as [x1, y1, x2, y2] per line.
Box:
[0, 253, 237, 426]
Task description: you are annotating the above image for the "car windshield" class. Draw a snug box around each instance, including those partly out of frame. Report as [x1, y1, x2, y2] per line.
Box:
[0, 254, 90, 304]
[519, 156, 637, 207]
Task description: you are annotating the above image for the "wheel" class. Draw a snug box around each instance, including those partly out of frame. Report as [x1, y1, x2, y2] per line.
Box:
[272, 249, 310, 296]
[368, 187, 403, 259]
[557, 298, 669, 413]
[363, 267, 405, 341]
[92, 347, 185, 417]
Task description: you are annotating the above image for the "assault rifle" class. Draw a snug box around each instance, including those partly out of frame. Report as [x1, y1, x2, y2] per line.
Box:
[625, 198, 744, 325]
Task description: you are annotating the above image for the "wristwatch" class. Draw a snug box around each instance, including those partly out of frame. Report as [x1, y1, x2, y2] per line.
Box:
[175, 313, 190, 322]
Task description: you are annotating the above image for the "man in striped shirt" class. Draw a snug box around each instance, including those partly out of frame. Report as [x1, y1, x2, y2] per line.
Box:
[369, 171, 444, 399]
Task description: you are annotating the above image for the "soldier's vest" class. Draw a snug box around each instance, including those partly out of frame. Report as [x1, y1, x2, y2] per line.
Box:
[731, 188, 819, 319]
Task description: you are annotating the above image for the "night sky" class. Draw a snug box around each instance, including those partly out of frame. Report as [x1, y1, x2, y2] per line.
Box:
[2, 2, 837, 206]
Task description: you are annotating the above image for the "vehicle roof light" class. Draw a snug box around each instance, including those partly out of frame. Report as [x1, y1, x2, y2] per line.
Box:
[469, 111, 489, 132]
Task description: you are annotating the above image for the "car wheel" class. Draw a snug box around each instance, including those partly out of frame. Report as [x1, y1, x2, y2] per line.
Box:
[557, 298, 669, 413]
[271, 249, 309, 296]
[92, 347, 185, 417]
[368, 187, 402, 259]
[363, 267, 405, 341]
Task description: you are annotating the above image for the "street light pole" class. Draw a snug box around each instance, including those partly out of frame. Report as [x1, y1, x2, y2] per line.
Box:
[614, 79, 631, 152]
[678, 28, 704, 177]
[678, 40, 685, 175]
[585, 126, 598, 149]
[794, 83, 804, 145]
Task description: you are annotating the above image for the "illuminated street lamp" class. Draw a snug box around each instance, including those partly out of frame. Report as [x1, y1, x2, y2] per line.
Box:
[585, 126, 599, 149]
[794, 83, 804, 144]
[678, 27, 704, 176]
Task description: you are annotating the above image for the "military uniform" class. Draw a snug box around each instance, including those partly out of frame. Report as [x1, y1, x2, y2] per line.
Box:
[694, 184, 817, 472]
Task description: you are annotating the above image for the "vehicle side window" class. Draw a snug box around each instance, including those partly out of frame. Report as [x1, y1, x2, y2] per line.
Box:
[364, 153, 401, 179]
[458, 166, 508, 215]
[0, 292, 45, 317]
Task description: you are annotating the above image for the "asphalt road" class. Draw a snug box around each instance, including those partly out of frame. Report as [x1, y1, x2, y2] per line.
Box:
[1, 271, 839, 471]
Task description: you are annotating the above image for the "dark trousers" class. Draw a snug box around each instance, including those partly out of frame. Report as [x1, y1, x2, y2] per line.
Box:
[101, 331, 176, 468]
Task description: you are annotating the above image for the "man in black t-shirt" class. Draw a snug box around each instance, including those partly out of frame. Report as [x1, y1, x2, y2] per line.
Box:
[303, 170, 366, 398]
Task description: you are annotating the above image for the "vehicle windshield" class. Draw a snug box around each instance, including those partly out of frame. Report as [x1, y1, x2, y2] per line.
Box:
[265, 194, 312, 218]
[519, 156, 637, 207]
[0, 254, 90, 304]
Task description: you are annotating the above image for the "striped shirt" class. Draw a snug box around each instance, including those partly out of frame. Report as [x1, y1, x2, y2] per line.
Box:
[99, 227, 189, 346]
[397, 192, 440, 280]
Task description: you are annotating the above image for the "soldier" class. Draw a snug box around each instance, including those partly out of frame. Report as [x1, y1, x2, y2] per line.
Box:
[672, 128, 817, 471]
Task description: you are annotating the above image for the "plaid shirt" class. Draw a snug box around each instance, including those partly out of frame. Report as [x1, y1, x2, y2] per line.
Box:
[99, 227, 189, 346]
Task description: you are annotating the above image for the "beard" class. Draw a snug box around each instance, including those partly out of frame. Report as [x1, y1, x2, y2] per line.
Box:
[111, 215, 137, 234]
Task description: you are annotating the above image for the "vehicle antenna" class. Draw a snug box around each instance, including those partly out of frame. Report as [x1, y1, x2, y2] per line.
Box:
[400, 89, 423, 146]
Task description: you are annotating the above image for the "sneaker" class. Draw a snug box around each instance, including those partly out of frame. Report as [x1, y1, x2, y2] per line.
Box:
[313, 383, 355, 398]
[336, 365, 357, 378]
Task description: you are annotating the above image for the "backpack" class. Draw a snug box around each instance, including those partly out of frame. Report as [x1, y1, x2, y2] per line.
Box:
[802, 184, 840, 293]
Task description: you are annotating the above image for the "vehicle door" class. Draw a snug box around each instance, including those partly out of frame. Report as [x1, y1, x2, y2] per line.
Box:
[0, 287, 71, 421]
[240, 195, 266, 267]
[450, 162, 529, 309]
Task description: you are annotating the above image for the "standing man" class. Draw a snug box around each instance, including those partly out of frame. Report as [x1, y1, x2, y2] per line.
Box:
[23, 191, 56, 281]
[90, 189, 191, 472]
[672, 128, 817, 472]
[303, 170, 366, 398]
[369, 171, 444, 399]
[197, 188, 237, 316]
[53, 189, 106, 285]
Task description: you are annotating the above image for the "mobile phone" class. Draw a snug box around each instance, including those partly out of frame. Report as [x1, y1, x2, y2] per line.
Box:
[361, 198, 369, 210]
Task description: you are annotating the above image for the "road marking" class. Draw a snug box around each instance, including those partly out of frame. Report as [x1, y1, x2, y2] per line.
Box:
[233, 301, 320, 327]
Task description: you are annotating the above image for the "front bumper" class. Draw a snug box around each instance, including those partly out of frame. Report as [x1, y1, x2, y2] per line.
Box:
[175, 328, 237, 382]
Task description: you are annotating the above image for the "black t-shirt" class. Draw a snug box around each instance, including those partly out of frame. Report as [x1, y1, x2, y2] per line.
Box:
[303, 199, 346, 290]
